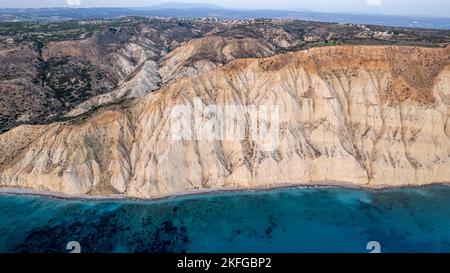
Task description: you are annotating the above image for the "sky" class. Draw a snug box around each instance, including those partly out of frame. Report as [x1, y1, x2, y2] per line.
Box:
[0, 0, 449, 18]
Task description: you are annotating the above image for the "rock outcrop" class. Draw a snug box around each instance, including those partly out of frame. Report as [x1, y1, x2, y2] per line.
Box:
[1, 45, 449, 198]
[65, 36, 274, 117]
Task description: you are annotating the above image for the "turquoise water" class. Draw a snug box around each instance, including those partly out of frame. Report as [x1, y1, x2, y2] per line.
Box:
[1, 186, 450, 253]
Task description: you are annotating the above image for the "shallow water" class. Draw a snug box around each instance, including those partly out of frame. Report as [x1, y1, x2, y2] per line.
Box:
[1, 186, 450, 253]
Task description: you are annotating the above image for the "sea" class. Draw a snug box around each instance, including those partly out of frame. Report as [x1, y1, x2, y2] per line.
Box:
[1, 186, 450, 253]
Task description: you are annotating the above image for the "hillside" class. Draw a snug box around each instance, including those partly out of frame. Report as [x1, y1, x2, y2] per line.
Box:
[1, 17, 449, 133]
[1, 45, 449, 198]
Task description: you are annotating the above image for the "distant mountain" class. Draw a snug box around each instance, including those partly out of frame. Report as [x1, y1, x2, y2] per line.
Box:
[147, 2, 225, 10]
[0, 6, 449, 30]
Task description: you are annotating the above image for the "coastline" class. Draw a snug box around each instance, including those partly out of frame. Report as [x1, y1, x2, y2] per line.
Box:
[1, 181, 450, 202]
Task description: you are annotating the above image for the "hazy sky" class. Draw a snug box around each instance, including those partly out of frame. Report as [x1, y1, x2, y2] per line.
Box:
[0, 0, 449, 18]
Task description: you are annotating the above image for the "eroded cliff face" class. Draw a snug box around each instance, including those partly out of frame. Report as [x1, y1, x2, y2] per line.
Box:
[65, 36, 274, 117]
[1, 45, 449, 198]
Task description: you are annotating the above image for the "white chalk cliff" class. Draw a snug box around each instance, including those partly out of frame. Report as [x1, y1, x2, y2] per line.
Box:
[1, 45, 449, 198]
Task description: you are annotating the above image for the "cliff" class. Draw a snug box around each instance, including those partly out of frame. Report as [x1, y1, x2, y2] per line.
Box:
[65, 36, 275, 117]
[3, 18, 449, 134]
[1, 45, 449, 198]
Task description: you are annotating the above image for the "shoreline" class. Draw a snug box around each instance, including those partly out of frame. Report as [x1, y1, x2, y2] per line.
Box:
[1, 181, 450, 202]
